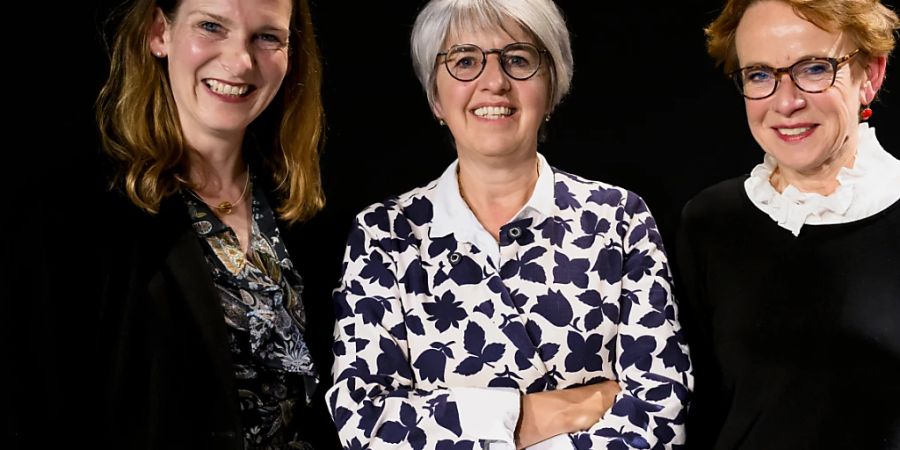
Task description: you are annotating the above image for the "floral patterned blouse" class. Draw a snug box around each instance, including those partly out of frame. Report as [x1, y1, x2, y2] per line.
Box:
[184, 182, 317, 450]
[328, 155, 693, 450]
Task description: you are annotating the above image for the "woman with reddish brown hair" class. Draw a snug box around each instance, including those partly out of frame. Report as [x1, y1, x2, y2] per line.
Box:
[678, 0, 900, 448]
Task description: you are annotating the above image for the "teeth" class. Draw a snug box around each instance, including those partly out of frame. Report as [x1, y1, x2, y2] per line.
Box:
[206, 79, 249, 96]
[778, 127, 811, 136]
[474, 106, 512, 119]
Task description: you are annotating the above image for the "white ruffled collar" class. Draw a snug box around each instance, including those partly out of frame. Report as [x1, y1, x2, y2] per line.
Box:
[744, 123, 900, 236]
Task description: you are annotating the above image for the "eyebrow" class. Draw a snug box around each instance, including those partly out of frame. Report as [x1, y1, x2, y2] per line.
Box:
[186, 11, 289, 35]
[741, 53, 836, 69]
[187, 11, 233, 26]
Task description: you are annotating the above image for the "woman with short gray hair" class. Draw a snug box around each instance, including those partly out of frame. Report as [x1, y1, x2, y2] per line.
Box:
[410, 0, 573, 112]
[328, 1, 692, 448]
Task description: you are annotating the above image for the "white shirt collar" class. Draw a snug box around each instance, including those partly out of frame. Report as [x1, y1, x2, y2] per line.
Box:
[744, 123, 900, 236]
[431, 153, 555, 261]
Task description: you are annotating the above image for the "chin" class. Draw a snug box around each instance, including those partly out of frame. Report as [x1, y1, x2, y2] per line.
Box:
[766, 149, 826, 173]
[473, 137, 534, 157]
[773, 143, 846, 172]
[204, 116, 254, 133]
[475, 147, 522, 160]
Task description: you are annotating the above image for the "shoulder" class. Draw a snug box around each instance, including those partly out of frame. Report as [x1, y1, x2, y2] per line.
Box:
[551, 167, 654, 219]
[681, 176, 748, 223]
[96, 193, 192, 313]
[100, 191, 196, 268]
[352, 179, 439, 236]
[677, 176, 752, 245]
[96, 189, 155, 244]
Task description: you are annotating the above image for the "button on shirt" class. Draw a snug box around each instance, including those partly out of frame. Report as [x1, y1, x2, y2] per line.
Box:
[328, 154, 692, 449]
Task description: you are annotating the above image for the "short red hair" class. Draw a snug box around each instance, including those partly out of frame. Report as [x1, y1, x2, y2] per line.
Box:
[706, 0, 899, 72]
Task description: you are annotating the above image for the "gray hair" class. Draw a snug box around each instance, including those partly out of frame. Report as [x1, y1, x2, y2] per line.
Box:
[411, 0, 574, 111]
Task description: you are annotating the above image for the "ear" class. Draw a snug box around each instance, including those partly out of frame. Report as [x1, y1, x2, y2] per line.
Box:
[431, 96, 445, 122]
[544, 73, 555, 117]
[148, 8, 170, 57]
[860, 54, 887, 105]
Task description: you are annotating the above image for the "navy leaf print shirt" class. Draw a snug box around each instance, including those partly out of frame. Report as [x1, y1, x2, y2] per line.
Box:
[329, 155, 692, 449]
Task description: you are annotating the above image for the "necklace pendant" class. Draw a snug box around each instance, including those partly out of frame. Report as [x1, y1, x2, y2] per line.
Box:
[217, 201, 234, 215]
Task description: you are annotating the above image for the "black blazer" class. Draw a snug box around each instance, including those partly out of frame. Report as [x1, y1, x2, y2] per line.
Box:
[99, 193, 339, 450]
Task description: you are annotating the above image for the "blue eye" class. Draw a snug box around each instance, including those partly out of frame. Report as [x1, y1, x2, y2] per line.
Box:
[199, 21, 222, 33]
[505, 55, 530, 68]
[256, 33, 285, 50]
[798, 62, 831, 75]
[455, 56, 478, 68]
[746, 69, 773, 83]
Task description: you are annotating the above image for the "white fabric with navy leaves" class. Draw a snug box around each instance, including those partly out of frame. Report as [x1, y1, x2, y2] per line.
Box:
[328, 155, 692, 450]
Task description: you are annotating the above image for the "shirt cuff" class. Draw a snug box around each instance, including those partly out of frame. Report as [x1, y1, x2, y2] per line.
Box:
[483, 432, 574, 450]
[526, 434, 573, 450]
[451, 387, 520, 447]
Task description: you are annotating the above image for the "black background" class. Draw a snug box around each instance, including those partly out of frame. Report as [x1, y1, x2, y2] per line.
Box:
[66, 0, 900, 256]
[7, 0, 899, 447]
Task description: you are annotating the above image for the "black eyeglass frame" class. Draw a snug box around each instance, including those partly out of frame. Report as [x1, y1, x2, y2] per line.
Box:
[730, 49, 860, 100]
[436, 42, 549, 82]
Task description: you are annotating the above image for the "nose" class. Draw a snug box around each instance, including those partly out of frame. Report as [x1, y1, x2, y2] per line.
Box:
[770, 73, 806, 116]
[479, 53, 510, 93]
[220, 39, 254, 76]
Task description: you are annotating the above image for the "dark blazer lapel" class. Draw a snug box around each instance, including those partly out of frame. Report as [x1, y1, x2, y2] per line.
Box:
[155, 199, 238, 405]
[156, 213, 244, 442]
[166, 231, 235, 383]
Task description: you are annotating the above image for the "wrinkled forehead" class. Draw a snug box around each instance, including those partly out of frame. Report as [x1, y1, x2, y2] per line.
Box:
[443, 9, 535, 47]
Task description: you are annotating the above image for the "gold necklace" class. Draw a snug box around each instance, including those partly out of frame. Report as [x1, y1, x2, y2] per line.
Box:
[190, 166, 251, 215]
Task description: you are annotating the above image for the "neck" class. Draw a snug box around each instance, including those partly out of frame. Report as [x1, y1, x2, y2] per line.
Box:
[186, 136, 245, 190]
[186, 146, 248, 217]
[182, 123, 245, 178]
[770, 144, 857, 196]
[457, 152, 540, 239]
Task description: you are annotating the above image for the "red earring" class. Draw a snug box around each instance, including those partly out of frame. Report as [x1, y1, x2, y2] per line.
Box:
[860, 105, 873, 121]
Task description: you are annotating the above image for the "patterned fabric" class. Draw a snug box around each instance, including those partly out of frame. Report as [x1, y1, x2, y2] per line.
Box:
[328, 162, 692, 450]
[185, 182, 317, 450]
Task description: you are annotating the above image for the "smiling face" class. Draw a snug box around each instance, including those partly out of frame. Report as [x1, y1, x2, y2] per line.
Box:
[734, 0, 884, 180]
[149, 0, 292, 147]
[432, 22, 551, 162]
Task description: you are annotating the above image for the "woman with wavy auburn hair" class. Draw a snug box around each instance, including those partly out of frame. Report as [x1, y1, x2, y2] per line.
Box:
[677, 0, 900, 448]
[95, 0, 331, 447]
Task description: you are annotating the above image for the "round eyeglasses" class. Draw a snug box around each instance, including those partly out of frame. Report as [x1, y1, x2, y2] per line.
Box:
[437, 42, 548, 82]
[731, 49, 860, 100]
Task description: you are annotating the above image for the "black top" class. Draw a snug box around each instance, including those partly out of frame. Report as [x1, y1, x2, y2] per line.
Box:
[676, 176, 900, 450]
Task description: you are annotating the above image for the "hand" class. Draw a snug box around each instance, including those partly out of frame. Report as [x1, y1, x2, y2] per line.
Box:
[515, 380, 621, 448]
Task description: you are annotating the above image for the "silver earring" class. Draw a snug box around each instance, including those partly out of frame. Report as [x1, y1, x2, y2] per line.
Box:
[544, 114, 551, 122]
[438, 119, 446, 126]
[155, 51, 164, 58]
